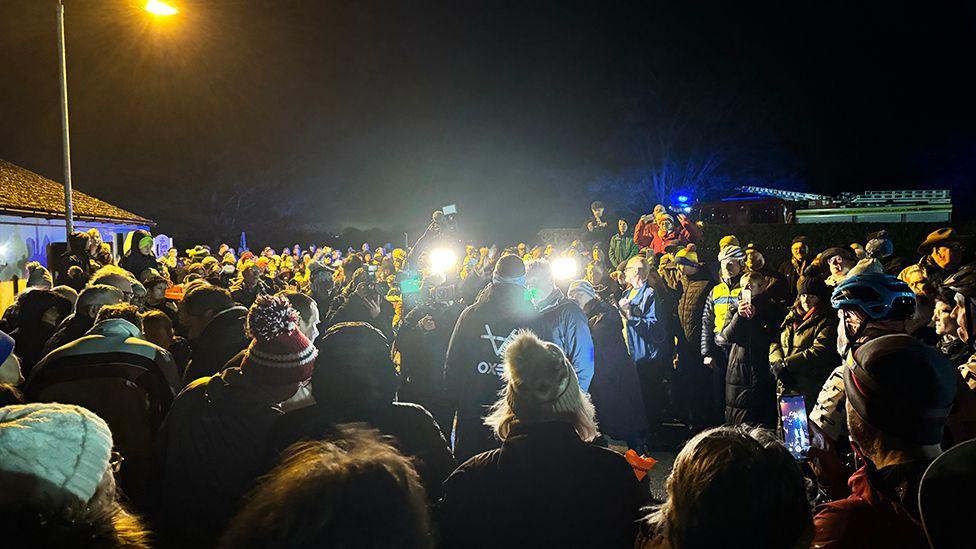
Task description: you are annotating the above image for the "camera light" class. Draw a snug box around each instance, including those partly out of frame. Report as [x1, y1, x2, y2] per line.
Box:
[551, 256, 579, 281]
[429, 248, 458, 274]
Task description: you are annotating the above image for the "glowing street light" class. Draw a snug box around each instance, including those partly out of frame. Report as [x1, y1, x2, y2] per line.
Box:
[145, 0, 179, 16]
[54, 0, 179, 240]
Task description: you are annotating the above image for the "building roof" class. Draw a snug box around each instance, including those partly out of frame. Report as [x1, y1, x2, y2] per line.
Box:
[0, 159, 152, 225]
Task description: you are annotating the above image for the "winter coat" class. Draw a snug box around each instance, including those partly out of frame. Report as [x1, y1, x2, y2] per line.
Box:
[634, 216, 701, 253]
[272, 402, 457, 502]
[156, 368, 283, 547]
[758, 265, 791, 305]
[535, 288, 595, 391]
[41, 313, 95, 357]
[55, 231, 94, 287]
[394, 300, 464, 431]
[701, 281, 741, 358]
[676, 270, 714, 356]
[936, 335, 970, 366]
[26, 318, 179, 511]
[768, 305, 839, 410]
[444, 282, 538, 462]
[609, 233, 640, 269]
[622, 282, 665, 365]
[0, 505, 150, 549]
[182, 305, 249, 384]
[777, 257, 809, 298]
[9, 289, 73, 376]
[119, 252, 158, 281]
[583, 298, 647, 440]
[721, 293, 785, 427]
[436, 421, 642, 549]
[812, 460, 931, 548]
[229, 280, 266, 309]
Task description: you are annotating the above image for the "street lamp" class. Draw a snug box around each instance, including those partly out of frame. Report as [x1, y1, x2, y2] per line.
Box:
[55, 0, 178, 239]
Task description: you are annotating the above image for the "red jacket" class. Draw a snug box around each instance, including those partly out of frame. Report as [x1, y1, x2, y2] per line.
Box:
[811, 462, 929, 548]
[633, 216, 701, 254]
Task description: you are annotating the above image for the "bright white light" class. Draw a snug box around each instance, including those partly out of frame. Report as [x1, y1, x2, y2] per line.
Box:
[145, 0, 179, 16]
[0, 243, 7, 257]
[429, 248, 458, 274]
[551, 256, 579, 281]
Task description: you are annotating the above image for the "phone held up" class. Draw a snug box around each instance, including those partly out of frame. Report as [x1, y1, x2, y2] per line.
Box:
[779, 394, 811, 460]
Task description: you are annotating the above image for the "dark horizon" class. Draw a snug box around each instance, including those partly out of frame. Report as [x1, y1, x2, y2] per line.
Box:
[2, 1, 975, 245]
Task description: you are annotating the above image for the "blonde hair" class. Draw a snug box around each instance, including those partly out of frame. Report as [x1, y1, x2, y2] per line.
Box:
[483, 331, 598, 442]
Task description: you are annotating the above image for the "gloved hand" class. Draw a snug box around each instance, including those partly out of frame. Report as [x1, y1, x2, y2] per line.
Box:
[771, 360, 795, 387]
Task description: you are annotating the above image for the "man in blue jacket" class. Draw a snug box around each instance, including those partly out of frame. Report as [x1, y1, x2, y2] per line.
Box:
[619, 255, 666, 441]
[525, 259, 594, 392]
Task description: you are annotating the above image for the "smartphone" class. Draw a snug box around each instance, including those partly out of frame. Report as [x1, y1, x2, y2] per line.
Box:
[779, 394, 810, 459]
[740, 288, 752, 306]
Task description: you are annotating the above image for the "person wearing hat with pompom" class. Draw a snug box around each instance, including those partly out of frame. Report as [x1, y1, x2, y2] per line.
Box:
[445, 254, 538, 463]
[157, 294, 317, 547]
[700, 244, 746, 425]
[437, 331, 642, 549]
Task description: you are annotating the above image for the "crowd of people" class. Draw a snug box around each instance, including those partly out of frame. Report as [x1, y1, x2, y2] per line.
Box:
[0, 203, 974, 548]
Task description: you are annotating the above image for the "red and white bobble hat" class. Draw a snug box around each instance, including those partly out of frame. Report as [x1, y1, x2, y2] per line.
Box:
[241, 295, 317, 386]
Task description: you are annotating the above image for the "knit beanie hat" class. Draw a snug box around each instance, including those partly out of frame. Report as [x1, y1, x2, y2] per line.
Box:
[718, 245, 745, 263]
[504, 332, 584, 422]
[493, 254, 526, 286]
[241, 295, 317, 386]
[845, 334, 957, 445]
[0, 403, 113, 504]
[719, 235, 740, 250]
[796, 271, 830, 300]
[675, 244, 700, 267]
[26, 262, 53, 290]
[567, 279, 596, 301]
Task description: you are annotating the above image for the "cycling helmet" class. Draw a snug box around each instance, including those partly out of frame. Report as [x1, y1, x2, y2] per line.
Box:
[830, 272, 915, 321]
[944, 262, 976, 298]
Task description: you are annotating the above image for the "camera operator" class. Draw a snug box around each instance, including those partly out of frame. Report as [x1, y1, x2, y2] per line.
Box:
[325, 266, 394, 338]
[393, 272, 464, 434]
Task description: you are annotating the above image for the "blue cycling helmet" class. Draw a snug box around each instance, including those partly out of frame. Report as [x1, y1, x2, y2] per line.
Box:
[830, 272, 916, 321]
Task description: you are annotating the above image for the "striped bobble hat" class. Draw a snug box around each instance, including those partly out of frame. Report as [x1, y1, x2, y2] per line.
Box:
[241, 295, 317, 386]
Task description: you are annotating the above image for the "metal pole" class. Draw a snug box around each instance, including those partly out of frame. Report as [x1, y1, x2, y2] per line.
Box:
[56, 0, 74, 238]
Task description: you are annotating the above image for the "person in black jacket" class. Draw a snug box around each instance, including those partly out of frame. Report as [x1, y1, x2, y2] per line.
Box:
[567, 280, 647, 449]
[272, 322, 456, 502]
[722, 272, 786, 427]
[444, 254, 538, 463]
[178, 285, 249, 384]
[55, 231, 95, 288]
[671, 245, 716, 432]
[42, 284, 124, 356]
[394, 275, 464, 433]
[437, 331, 642, 549]
[119, 230, 159, 281]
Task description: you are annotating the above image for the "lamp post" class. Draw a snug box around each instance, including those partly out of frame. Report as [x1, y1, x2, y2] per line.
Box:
[55, 0, 179, 239]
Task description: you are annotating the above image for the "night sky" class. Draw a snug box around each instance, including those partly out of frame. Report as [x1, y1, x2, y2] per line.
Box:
[2, 1, 975, 245]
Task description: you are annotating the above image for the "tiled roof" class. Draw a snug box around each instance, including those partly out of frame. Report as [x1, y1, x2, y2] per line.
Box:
[0, 159, 152, 225]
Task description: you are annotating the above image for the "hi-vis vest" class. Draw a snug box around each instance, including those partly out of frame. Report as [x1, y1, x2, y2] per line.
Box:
[710, 283, 741, 334]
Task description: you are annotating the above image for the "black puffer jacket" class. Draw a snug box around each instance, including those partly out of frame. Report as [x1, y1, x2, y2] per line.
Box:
[436, 421, 642, 549]
[444, 282, 537, 463]
[182, 306, 249, 384]
[722, 293, 785, 427]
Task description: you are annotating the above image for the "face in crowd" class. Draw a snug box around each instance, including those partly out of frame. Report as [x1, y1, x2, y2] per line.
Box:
[933, 298, 958, 337]
[931, 243, 963, 270]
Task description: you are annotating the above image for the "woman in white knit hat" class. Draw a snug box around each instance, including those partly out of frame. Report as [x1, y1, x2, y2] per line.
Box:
[0, 402, 149, 547]
[436, 331, 642, 549]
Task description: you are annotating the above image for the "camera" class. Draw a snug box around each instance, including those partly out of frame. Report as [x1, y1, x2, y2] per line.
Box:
[432, 284, 456, 303]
